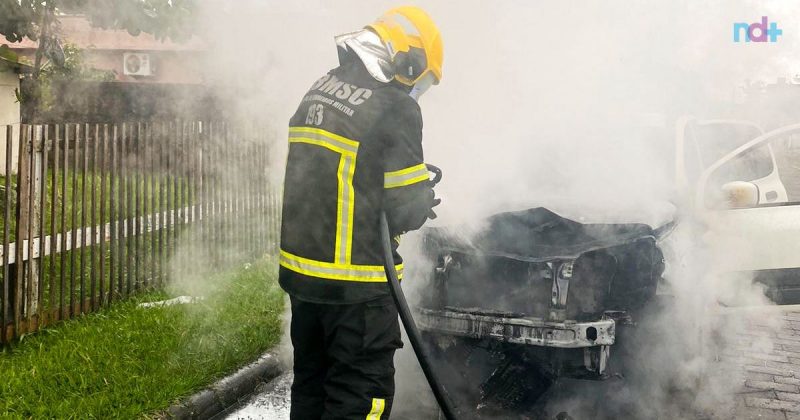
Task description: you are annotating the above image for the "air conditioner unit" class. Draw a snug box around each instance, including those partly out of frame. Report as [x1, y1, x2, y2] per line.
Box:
[123, 53, 153, 76]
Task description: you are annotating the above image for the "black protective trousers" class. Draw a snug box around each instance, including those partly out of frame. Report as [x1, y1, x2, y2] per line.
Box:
[289, 295, 403, 420]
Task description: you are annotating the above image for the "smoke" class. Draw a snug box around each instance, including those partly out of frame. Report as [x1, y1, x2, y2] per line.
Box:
[192, 0, 800, 221]
[186, 1, 799, 418]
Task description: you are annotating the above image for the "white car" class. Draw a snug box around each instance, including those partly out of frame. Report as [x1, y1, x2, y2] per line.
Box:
[676, 117, 800, 303]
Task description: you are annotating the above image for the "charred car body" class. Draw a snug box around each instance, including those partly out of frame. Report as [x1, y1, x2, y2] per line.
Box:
[414, 116, 800, 413]
[416, 207, 669, 410]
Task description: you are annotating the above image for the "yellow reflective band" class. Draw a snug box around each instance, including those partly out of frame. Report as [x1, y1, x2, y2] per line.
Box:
[384, 163, 429, 189]
[335, 154, 356, 264]
[366, 398, 386, 420]
[288, 126, 359, 266]
[288, 127, 358, 156]
[344, 154, 357, 263]
[280, 250, 403, 283]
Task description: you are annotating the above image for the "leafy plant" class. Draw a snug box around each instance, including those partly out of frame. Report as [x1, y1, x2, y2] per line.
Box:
[0, 0, 196, 44]
[28, 42, 115, 114]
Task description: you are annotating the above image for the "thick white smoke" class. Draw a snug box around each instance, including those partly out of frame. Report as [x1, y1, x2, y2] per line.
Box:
[195, 1, 798, 418]
[198, 0, 800, 221]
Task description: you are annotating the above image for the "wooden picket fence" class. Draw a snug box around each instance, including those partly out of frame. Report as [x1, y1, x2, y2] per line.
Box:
[0, 121, 281, 343]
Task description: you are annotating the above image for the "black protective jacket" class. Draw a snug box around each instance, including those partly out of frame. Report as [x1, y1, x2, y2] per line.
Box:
[279, 55, 434, 304]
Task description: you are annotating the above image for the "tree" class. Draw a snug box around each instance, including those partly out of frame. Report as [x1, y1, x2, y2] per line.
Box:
[0, 0, 196, 118]
[0, 0, 196, 44]
[20, 43, 116, 118]
[1, 0, 195, 76]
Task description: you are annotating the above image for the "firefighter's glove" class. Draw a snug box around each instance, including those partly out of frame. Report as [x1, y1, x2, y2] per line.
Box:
[385, 184, 439, 235]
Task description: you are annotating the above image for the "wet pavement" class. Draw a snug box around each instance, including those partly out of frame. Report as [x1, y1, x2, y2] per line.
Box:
[225, 306, 800, 420]
[225, 372, 292, 420]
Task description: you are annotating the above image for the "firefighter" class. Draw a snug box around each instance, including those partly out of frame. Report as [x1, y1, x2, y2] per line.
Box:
[278, 6, 443, 420]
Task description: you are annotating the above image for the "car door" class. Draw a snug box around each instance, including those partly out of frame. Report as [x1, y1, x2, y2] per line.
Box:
[675, 117, 788, 204]
[685, 120, 800, 303]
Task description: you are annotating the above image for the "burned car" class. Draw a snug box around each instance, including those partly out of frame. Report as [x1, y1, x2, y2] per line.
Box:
[416, 207, 669, 412]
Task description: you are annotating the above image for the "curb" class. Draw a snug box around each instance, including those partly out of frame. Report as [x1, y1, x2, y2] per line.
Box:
[166, 353, 285, 419]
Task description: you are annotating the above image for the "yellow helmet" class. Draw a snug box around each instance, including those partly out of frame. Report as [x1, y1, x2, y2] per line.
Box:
[367, 6, 443, 86]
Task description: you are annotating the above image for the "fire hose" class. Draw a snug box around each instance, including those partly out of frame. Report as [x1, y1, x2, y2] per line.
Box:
[379, 163, 460, 420]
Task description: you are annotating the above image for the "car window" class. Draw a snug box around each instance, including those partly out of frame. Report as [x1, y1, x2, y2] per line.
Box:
[692, 123, 764, 167]
[710, 145, 773, 186]
[706, 135, 800, 209]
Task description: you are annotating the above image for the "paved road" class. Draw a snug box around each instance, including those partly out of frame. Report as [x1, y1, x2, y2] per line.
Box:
[727, 307, 800, 420]
[225, 306, 800, 420]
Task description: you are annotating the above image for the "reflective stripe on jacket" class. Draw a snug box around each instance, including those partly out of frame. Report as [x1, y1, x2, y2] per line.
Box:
[279, 56, 432, 304]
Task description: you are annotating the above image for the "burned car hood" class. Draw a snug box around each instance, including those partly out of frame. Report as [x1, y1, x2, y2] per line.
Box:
[423, 207, 662, 262]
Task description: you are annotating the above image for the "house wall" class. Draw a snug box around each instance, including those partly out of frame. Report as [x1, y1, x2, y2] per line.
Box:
[14, 49, 205, 85]
[87, 50, 205, 84]
[0, 70, 20, 175]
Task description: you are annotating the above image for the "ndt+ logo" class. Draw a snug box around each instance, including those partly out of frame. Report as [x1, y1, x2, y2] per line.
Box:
[733, 16, 782, 43]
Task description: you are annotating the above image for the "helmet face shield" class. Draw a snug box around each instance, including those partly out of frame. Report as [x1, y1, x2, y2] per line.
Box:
[409, 72, 436, 101]
[394, 46, 428, 84]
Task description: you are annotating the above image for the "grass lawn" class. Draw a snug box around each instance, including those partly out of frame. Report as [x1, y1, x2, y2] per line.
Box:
[0, 256, 284, 419]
